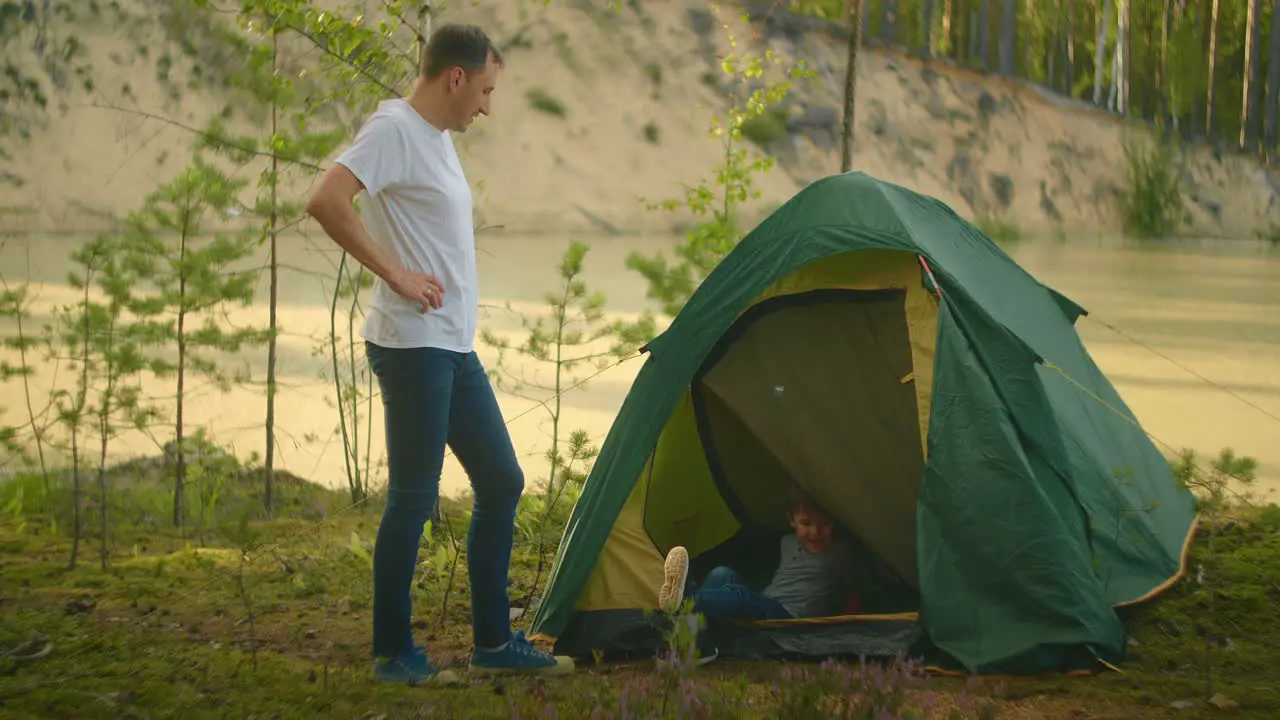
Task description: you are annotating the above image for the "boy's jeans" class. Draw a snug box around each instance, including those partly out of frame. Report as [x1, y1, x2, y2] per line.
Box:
[365, 342, 524, 658]
[693, 566, 792, 620]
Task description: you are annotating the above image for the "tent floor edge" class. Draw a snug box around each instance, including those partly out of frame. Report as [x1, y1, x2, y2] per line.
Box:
[911, 634, 1125, 678]
[553, 610, 1123, 679]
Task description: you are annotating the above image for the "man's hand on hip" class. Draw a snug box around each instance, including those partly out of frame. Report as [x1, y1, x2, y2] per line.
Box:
[390, 271, 446, 313]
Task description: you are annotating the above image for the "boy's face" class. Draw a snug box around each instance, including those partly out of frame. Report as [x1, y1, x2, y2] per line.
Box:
[788, 506, 835, 554]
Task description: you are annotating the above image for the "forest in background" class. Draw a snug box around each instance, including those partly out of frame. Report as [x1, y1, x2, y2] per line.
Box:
[789, 0, 1280, 159]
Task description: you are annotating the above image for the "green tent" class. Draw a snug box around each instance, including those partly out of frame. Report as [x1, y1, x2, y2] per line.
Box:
[527, 172, 1197, 676]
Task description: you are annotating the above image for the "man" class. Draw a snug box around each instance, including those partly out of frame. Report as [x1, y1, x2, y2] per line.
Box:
[305, 23, 570, 684]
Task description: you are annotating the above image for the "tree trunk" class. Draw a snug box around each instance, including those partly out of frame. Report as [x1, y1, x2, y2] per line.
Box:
[174, 230, 188, 530]
[841, 0, 862, 172]
[1159, 0, 1171, 126]
[1025, 0, 1037, 81]
[946, 0, 957, 59]
[1094, 0, 1112, 105]
[1123, 0, 1132, 111]
[998, 0, 1015, 76]
[967, 7, 977, 64]
[1048, 32, 1058, 91]
[265, 29, 279, 519]
[1206, 0, 1220, 139]
[97, 344, 116, 572]
[979, 0, 990, 69]
[1066, 0, 1076, 94]
[1265, 0, 1280, 156]
[923, 0, 936, 57]
[882, 0, 898, 43]
[1240, 0, 1263, 153]
[1110, 0, 1127, 113]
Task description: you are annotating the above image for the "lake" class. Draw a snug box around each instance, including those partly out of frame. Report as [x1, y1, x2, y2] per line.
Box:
[2, 230, 1278, 504]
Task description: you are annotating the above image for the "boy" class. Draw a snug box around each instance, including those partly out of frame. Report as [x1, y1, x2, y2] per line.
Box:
[658, 486, 855, 621]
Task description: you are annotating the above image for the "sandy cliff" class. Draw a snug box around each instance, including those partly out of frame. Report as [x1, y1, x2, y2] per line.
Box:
[2, 0, 1276, 239]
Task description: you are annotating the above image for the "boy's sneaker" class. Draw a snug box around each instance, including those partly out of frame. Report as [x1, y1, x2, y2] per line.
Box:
[659, 545, 689, 613]
[375, 646, 461, 686]
[469, 631, 574, 676]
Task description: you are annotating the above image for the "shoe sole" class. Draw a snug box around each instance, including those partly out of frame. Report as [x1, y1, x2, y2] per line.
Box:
[659, 546, 689, 612]
[375, 668, 462, 686]
[469, 655, 576, 676]
[426, 669, 464, 686]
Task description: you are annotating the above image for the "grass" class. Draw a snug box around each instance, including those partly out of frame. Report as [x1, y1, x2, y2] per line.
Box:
[1, 460, 1279, 718]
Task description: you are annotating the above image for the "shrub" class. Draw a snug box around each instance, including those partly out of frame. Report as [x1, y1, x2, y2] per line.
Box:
[1117, 133, 1186, 239]
[527, 87, 566, 118]
[739, 106, 789, 147]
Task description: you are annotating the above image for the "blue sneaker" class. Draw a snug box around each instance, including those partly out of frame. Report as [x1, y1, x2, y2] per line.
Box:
[469, 631, 575, 676]
[375, 646, 461, 685]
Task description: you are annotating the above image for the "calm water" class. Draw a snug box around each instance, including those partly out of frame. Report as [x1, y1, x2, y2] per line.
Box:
[2, 231, 1278, 503]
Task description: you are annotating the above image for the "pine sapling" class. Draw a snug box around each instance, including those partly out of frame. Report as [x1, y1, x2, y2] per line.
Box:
[120, 154, 271, 530]
[480, 238, 653, 610]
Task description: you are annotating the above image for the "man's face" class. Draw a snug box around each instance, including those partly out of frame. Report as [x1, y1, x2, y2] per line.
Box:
[788, 506, 835, 554]
[446, 54, 499, 133]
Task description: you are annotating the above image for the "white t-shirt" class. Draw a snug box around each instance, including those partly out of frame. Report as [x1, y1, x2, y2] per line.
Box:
[333, 98, 478, 353]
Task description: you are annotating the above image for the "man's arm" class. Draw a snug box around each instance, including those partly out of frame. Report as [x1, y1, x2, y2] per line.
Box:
[305, 163, 444, 312]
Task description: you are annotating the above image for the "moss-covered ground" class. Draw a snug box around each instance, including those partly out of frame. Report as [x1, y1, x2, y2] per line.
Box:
[1, 467, 1278, 719]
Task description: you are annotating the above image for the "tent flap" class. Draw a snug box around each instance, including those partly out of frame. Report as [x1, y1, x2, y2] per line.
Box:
[916, 300, 1125, 674]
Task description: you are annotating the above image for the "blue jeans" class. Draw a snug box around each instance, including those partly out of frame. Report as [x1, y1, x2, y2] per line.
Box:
[693, 566, 793, 621]
[365, 343, 524, 658]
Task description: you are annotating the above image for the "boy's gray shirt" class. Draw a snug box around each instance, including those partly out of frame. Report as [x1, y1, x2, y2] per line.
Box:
[762, 533, 855, 618]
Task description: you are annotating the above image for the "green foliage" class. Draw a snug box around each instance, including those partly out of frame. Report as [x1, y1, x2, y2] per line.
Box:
[1118, 132, 1187, 239]
[198, 0, 428, 508]
[34, 228, 183, 565]
[0, 275, 41, 468]
[480, 239, 654, 607]
[1166, 446, 1261, 702]
[1171, 446, 1259, 515]
[739, 106, 789, 147]
[527, 87, 567, 117]
[644, 61, 663, 97]
[231, 0, 416, 110]
[122, 156, 269, 390]
[2, 440, 1278, 717]
[0, 0, 94, 147]
[110, 155, 270, 528]
[788, 0, 845, 20]
[193, 2, 353, 516]
[627, 38, 814, 319]
[319, 253, 378, 505]
[1257, 220, 1280, 245]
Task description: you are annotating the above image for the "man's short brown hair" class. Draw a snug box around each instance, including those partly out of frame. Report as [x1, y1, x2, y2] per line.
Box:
[420, 23, 503, 78]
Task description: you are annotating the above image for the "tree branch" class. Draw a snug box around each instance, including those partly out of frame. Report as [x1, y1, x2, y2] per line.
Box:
[80, 102, 326, 174]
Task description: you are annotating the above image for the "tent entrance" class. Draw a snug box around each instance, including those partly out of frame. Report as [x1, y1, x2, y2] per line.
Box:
[688, 288, 925, 607]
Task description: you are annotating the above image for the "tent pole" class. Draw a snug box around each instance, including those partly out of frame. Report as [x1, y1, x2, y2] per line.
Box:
[917, 255, 943, 298]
